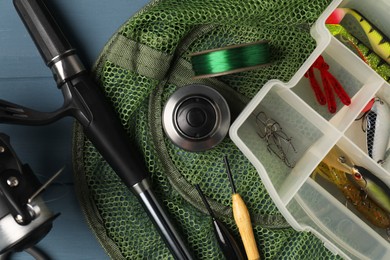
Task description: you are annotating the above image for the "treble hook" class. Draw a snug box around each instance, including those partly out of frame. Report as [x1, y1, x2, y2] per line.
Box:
[387, 228, 390, 242]
[254, 111, 297, 168]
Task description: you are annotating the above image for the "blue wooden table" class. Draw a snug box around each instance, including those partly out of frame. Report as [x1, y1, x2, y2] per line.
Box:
[0, 0, 149, 259]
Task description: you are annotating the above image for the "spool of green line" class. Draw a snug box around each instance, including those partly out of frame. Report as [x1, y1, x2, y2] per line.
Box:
[190, 40, 271, 78]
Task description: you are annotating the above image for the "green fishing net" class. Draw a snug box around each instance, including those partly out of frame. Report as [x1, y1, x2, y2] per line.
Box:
[72, 0, 342, 259]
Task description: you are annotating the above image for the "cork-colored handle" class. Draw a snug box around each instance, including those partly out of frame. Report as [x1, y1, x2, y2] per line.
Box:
[232, 193, 260, 260]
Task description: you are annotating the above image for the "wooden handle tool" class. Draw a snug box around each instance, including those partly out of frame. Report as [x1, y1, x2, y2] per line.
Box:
[224, 156, 261, 260]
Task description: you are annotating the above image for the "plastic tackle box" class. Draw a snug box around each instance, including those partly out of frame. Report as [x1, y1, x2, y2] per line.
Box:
[229, 0, 390, 259]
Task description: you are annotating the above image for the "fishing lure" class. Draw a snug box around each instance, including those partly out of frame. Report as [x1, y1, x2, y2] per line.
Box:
[381, 156, 390, 173]
[312, 162, 390, 229]
[322, 145, 355, 174]
[305, 55, 351, 113]
[327, 8, 390, 64]
[326, 24, 390, 83]
[347, 165, 390, 215]
[358, 98, 390, 165]
[323, 146, 390, 214]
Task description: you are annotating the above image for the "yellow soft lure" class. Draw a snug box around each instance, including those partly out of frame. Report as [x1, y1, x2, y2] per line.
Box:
[327, 8, 390, 64]
[326, 24, 390, 83]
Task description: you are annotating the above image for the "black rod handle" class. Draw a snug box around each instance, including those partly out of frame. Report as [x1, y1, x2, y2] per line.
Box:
[13, 0, 73, 65]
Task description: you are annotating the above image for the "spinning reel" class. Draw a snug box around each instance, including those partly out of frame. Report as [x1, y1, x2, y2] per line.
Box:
[0, 133, 59, 259]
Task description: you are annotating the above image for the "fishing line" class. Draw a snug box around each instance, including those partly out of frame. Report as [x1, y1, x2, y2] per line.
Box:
[34, 168, 70, 204]
[190, 41, 271, 78]
[41, 183, 71, 204]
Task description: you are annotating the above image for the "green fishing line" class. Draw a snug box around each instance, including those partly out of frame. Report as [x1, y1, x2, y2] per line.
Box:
[191, 41, 271, 78]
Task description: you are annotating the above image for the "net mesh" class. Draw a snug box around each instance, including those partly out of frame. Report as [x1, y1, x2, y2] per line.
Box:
[73, 0, 342, 259]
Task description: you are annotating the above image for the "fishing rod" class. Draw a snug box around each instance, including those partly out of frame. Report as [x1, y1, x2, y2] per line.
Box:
[0, 0, 193, 259]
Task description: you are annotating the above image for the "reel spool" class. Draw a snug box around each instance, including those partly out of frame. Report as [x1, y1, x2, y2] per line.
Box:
[0, 133, 59, 256]
[162, 84, 231, 152]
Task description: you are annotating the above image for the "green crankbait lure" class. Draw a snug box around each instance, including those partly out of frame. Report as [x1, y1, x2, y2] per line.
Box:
[347, 166, 390, 215]
[312, 161, 390, 229]
[323, 146, 390, 215]
[326, 24, 390, 83]
[327, 8, 390, 65]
